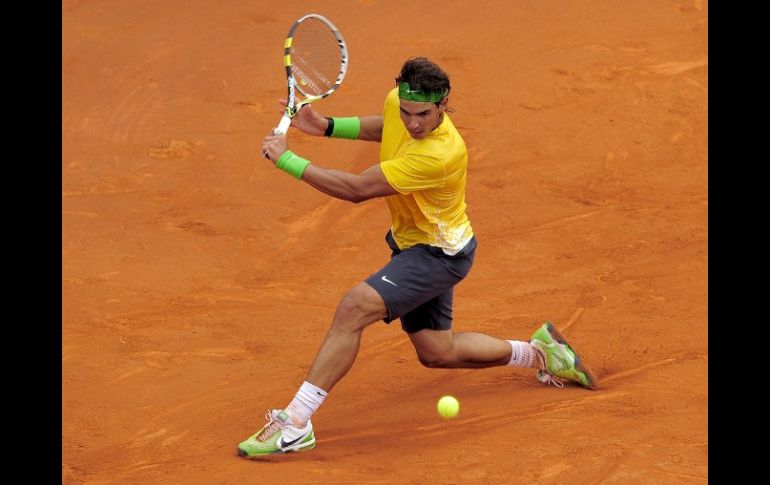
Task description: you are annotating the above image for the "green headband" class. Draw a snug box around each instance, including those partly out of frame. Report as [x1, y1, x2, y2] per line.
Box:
[398, 82, 447, 103]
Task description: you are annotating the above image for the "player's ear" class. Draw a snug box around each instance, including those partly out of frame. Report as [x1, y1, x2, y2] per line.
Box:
[438, 97, 448, 112]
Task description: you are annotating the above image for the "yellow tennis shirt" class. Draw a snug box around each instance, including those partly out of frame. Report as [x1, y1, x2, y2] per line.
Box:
[379, 88, 474, 255]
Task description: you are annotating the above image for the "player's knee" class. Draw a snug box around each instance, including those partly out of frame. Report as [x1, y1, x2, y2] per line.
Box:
[332, 296, 361, 330]
[417, 353, 455, 368]
[331, 285, 382, 332]
[336, 288, 368, 321]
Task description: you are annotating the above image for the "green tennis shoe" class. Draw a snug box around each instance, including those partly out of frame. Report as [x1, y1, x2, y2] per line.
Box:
[237, 409, 316, 458]
[530, 321, 599, 390]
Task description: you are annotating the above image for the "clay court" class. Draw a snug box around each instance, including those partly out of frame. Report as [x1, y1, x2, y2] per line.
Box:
[62, 0, 708, 483]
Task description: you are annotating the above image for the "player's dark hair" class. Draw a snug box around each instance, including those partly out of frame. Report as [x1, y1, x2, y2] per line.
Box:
[395, 57, 453, 111]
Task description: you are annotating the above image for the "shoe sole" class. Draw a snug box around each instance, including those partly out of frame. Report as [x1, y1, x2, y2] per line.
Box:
[544, 322, 599, 390]
[237, 439, 316, 459]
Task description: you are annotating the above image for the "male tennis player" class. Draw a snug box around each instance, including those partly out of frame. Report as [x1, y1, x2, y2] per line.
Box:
[238, 57, 597, 458]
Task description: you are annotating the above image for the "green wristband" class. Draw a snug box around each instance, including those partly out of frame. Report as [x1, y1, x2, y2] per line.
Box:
[330, 117, 360, 139]
[275, 150, 311, 180]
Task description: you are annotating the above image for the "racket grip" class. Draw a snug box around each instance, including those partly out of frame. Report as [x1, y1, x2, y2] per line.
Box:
[273, 113, 292, 135]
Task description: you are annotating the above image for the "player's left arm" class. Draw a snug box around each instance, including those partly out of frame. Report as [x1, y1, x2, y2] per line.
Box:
[300, 163, 397, 203]
[262, 133, 397, 202]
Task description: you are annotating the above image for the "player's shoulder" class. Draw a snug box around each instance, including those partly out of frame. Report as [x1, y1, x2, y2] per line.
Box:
[382, 88, 400, 118]
[384, 87, 399, 107]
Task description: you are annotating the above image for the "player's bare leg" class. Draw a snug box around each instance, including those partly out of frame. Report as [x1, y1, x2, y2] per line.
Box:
[306, 282, 388, 391]
[408, 328, 539, 369]
[238, 282, 387, 458]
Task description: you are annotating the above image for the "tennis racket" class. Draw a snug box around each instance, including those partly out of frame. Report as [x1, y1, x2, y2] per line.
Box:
[272, 13, 348, 136]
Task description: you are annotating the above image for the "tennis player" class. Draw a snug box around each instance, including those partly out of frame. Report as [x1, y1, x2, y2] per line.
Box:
[238, 57, 597, 458]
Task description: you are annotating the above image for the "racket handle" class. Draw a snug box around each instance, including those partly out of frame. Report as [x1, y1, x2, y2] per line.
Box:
[264, 113, 292, 158]
[273, 113, 292, 135]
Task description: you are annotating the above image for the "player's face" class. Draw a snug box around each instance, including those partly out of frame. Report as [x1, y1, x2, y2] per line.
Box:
[398, 98, 447, 139]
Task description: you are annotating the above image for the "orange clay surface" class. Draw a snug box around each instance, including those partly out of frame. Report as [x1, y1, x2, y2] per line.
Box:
[62, 1, 708, 483]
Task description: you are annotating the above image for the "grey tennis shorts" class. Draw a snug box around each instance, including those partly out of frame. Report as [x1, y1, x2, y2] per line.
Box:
[364, 230, 477, 333]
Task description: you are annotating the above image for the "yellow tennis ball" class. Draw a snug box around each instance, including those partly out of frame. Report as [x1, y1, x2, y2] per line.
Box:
[437, 395, 460, 419]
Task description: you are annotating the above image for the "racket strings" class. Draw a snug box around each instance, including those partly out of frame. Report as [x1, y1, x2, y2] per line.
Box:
[291, 20, 343, 97]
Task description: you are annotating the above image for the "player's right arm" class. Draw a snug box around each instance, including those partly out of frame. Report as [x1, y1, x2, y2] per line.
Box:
[356, 116, 383, 142]
[281, 100, 382, 141]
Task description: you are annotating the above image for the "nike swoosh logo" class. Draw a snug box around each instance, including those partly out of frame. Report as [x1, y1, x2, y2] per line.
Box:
[381, 275, 398, 287]
[280, 434, 307, 448]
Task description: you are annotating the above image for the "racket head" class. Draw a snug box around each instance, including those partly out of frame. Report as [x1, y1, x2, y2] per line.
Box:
[283, 14, 348, 105]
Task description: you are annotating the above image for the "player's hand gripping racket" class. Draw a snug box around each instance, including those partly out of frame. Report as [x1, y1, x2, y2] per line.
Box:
[265, 13, 348, 157]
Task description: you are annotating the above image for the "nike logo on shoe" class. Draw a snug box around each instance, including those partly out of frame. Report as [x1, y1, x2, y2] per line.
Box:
[381, 275, 398, 287]
[279, 434, 307, 449]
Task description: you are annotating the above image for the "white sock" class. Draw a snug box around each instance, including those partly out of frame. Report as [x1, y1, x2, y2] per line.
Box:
[507, 340, 544, 369]
[285, 381, 327, 428]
